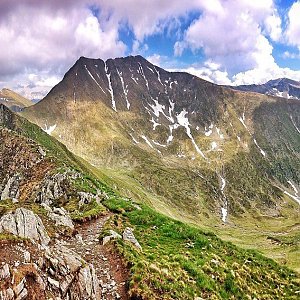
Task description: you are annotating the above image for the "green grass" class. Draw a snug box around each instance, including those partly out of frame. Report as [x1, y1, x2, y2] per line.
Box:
[103, 197, 300, 300]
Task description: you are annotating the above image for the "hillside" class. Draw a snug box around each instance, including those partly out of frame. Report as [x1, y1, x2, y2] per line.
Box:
[230, 78, 300, 100]
[1, 104, 300, 299]
[23, 55, 300, 271]
[0, 88, 32, 112]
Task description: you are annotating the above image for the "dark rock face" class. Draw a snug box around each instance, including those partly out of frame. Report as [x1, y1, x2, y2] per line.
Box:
[0, 104, 16, 130]
[31, 55, 226, 128]
[231, 78, 300, 100]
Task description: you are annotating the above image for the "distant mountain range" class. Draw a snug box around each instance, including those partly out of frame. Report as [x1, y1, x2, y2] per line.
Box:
[230, 78, 300, 100]
[0, 88, 32, 112]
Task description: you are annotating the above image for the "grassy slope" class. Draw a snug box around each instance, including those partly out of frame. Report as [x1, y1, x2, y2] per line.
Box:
[0, 88, 32, 107]
[103, 197, 300, 299]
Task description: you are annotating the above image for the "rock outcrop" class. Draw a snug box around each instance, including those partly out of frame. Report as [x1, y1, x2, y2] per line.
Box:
[42, 204, 74, 230]
[1, 175, 20, 202]
[123, 227, 142, 251]
[0, 243, 102, 300]
[0, 208, 50, 245]
[43, 244, 101, 299]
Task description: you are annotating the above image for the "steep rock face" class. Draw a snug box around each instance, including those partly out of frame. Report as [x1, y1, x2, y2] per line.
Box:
[0, 104, 16, 130]
[0, 208, 50, 245]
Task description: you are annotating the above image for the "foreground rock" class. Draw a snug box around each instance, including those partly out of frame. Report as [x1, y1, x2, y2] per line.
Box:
[43, 244, 101, 299]
[0, 242, 102, 300]
[0, 208, 50, 245]
[123, 227, 142, 251]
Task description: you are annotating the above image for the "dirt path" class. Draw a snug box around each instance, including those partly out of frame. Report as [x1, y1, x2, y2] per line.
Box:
[64, 214, 129, 300]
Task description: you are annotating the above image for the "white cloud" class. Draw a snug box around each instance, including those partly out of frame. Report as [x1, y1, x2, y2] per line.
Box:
[174, 0, 281, 75]
[0, 0, 300, 98]
[264, 12, 282, 41]
[0, 1, 126, 98]
[286, 1, 300, 49]
[146, 54, 162, 66]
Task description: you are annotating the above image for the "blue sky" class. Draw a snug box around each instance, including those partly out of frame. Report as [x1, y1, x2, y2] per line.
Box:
[0, 0, 300, 99]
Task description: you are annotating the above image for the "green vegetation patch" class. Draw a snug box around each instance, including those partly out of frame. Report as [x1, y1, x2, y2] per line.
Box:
[103, 198, 300, 300]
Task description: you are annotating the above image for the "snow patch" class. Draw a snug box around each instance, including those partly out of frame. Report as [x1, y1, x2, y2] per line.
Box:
[154, 67, 163, 85]
[141, 135, 161, 153]
[290, 115, 300, 134]
[147, 66, 154, 73]
[211, 141, 218, 150]
[221, 207, 228, 223]
[116, 68, 130, 110]
[176, 109, 206, 159]
[239, 108, 247, 129]
[152, 140, 167, 147]
[149, 98, 165, 118]
[131, 74, 138, 85]
[84, 65, 106, 94]
[129, 133, 139, 144]
[104, 62, 116, 111]
[138, 62, 149, 90]
[253, 139, 266, 157]
[167, 123, 180, 143]
[141, 135, 154, 149]
[150, 118, 160, 130]
[43, 124, 57, 135]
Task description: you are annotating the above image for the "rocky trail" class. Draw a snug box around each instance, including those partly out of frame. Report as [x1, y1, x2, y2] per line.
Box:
[63, 213, 129, 300]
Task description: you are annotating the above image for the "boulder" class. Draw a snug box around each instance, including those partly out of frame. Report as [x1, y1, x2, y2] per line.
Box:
[103, 230, 122, 245]
[0, 263, 10, 280]
[44, 245, 101, 299]
[122, 227, 142, 251]
[41, 204, 74, 230]
[0, 208, 50, 245]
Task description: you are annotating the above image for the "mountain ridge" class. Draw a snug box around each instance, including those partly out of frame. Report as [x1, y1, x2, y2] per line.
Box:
[0, 88, 33, 112]
[230, 77, 300, 100]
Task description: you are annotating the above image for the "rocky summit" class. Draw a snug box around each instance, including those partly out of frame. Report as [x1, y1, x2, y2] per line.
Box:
[1, 54, 300, 299]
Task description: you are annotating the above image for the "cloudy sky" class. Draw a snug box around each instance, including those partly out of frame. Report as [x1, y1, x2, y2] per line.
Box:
[1, 0, 300, 99]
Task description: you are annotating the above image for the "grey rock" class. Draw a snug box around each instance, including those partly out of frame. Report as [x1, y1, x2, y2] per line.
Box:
[13, 278, 26, 297]
[15, 288, 27, 300]
[44, 245, 101, 299]
[0, 263, 10, 280]
[0, 208, 50, 245]
[1, 175, 20, 201]
[46, 205, 74, 230]
[123, 227, 142, 251]
[0, 288, 14, 300]
[103, 230, 122, 245]
[48, 277, 60, 289]
[23, 250, 31, 263]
